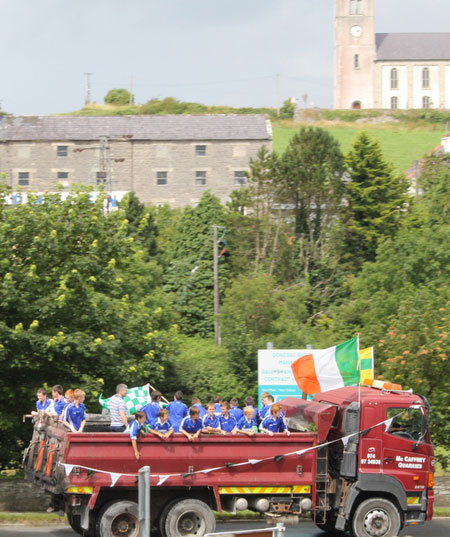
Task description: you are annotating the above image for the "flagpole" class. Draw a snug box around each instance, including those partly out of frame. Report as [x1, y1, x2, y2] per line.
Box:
[148, 383, 170, 405]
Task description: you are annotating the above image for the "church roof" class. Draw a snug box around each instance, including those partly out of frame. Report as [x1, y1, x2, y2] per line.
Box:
[376, 33, 450, 61]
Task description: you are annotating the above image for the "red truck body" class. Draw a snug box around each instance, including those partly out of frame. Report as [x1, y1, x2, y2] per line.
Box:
[24, 385, 434, 537]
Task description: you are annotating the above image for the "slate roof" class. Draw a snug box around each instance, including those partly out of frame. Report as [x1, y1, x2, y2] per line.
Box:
[0, 115, 272, 142]
[376, 33, 450, 61]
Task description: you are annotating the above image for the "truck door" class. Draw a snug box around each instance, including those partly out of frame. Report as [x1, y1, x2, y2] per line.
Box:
[382, 405, 429, 496]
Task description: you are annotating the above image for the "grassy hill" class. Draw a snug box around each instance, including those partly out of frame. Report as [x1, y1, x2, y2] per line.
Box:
[272, 121, 444, 174]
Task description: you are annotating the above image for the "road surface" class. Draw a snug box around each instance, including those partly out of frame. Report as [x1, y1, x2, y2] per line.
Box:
[0, 519, 449, 537]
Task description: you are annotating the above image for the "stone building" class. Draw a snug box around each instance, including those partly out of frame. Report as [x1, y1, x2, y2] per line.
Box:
[0, 115, 272, 207]
[334, 0, 450, 109]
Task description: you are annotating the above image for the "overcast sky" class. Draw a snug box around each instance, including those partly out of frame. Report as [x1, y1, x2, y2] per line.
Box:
[1, 0, 450, 116]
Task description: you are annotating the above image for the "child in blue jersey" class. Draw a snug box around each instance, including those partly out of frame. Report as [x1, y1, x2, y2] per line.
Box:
[63, 389, 86, 433]
[191, 397, 207, 419]
[31, 387, 54, 416]
[141, 390, 163, 425]
[213, 395, 223, 416]
[52, 385, 66, 417]
[147, 408, 174, 440]
[244, 396, 259, 423]
[259, 403, 290, 436]
[237, 406, 258, 436]
[229, 398, 244, 422]
[129, 410, 147, 460]
[259, 394, 274, 421]
[219, 401, 237, 435]
[180, 407, 202, 442]
[167, 390, 188, 432]
[202, 402, 221, 434]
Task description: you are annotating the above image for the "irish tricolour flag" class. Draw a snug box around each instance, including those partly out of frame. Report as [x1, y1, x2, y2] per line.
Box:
[291, 337, 360, 395]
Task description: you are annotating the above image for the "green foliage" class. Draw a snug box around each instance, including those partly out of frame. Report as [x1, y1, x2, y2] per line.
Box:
[279, 99, 295, 120]
[119, 192, 158, 257]
[339, 132, 410, 267]
[0, 186, 177, 467]
[104, 88, 133, 106]
[164, 191, 229, 338]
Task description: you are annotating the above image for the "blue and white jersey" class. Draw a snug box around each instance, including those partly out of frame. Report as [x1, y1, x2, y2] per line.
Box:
[141, 401, 162, 423]
[192, 403, 207, 419]
[214, 403, 222, 416]
[65, 403, 86, 431]
[259, 404, 273, 420]
[129, 418, 145, 440]
[229, 406, 244, 422]
[180, 416, 202, 434]
[202, 414, 220, 429]
[149, 417, 173, 432]
[259, 414, 287, 433]
[167, 400, 188, 432]
[53, 396, 66, 416]
[36, 398, 53, 412]
[219, 414, 237, 433]
[237, 416, 258, 430]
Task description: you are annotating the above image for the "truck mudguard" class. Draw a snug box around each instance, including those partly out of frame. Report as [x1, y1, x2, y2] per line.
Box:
[344, 473, 408, 518]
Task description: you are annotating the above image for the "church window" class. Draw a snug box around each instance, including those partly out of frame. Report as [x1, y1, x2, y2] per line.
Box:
[390, 69, 398, 90]
[350, 0, 356, 14]
[422, 96, 431, 109]
[356, 0, 363, 14]
[391, 97, 398, 110]
[354, 54, 360, 69]
[422, 68, 430, 89]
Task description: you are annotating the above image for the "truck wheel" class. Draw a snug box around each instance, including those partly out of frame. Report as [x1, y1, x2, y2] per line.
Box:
[164, 499, 216, 537]
[351, 498, 401, 537]
[96, 500, 141, 537]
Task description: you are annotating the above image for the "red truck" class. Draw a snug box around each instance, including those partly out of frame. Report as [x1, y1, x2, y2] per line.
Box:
[24, 385, 434, 537]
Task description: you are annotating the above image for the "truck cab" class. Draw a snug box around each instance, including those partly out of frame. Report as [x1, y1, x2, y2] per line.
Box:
[314, 385, 434, 536]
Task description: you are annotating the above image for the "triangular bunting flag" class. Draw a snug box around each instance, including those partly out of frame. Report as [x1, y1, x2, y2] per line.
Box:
[64, 464, 75, 476]
[248, 459, 261, 465]
[110, 473, 121, 487]
[384, 418, 394, 432]
[201, 467, 223, 474]
[157, 475, 171, 486]
[342, 434, 352, 447]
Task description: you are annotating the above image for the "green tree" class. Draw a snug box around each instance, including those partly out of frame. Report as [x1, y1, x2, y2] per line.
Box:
[279, 98, 295, 120]
[164, 191, 229, 338]
[0, 186, 177, 467]
[119, 192, 158, 256]
[277, 127, 345, 276]
[104, 88, 133, 105]
[339, 132, 409, 267]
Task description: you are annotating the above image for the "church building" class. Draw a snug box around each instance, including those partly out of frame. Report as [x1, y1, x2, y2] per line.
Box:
[334, 0, 450, 109]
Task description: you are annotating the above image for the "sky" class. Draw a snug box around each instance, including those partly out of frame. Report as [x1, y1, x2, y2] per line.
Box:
[1, 0, 450, 116]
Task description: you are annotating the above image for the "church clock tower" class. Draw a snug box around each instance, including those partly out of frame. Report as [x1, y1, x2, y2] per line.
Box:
[334, 0, 376, 109]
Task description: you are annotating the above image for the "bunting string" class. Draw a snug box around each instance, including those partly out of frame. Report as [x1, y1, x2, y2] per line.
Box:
[58, 410, 407, 487]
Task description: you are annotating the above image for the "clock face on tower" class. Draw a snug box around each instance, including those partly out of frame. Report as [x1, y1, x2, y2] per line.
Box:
[351, 25, 362, 37]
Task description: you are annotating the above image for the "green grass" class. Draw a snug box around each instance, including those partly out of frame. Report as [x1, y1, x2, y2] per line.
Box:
[272, 122, 444, 174]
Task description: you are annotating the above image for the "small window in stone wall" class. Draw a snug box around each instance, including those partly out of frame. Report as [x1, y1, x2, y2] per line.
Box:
[57, 145, 68, 157]
[195, 145, 207, 156]
[57, 172, 69, 180]
[234, 171, 246, 186]
[391, 96, 398, 110]
[195, 171, 207, 186]
[96, 171, 108, 186]
[156, 171, 168, 185]
[18, 172, 30, 186]
[422, 68, 430, 89]
[422, 96, 431, 109]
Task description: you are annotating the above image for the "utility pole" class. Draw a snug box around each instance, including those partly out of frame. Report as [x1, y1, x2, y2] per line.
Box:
[84, 72, 93, 105]
[129, 75, 134, 106]
[276, 73, 280, 117]
[213, 225, 220, 345]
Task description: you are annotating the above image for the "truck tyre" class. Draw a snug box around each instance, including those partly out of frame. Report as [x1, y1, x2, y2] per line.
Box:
[351, 498, 401, 537]
[164, 498, 216, 537]
[95, 500, 141, 537]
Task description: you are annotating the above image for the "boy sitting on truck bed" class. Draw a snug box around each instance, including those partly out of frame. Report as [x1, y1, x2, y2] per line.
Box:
[219, 401, 237, 435]
[167, 390, 188, 432]
[147, 408, 174, 440]
[129, 410, 147, 460]
[259, 403, 290, 436]
[237, 406, 258, 436]
[202, 402, 221, 434]
[180, 406, 202, 441]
